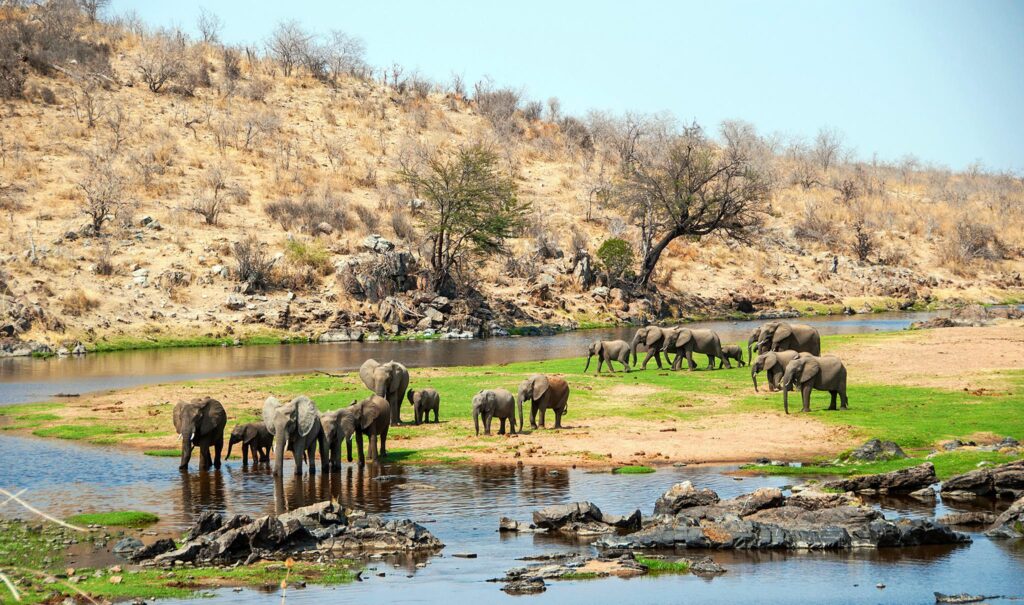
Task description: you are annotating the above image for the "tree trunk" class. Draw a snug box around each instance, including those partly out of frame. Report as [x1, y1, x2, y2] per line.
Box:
[637, 227, 682, 288]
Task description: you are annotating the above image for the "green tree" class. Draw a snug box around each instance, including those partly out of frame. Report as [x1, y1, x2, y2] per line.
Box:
[596, 238, 634, 279]
[400, 144, 528, 294]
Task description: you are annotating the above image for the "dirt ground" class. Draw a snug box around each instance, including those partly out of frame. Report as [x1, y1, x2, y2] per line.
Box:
[7, 323, 1022, 468]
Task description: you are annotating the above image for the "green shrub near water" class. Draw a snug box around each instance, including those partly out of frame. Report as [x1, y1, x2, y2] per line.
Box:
[66, 511, 160, 527]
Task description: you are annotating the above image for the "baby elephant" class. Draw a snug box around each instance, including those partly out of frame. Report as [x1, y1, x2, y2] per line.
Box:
[320, 408, 355, 470]
[407, 388, 440, 425]
[718, 345, 745, 368]
[583, 339, 632, 373]
[472, 388, 518, 436]
[226, 422, 273, 466]
[781, 355, 849, 414]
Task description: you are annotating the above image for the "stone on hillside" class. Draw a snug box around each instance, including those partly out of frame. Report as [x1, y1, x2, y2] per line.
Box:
[225, 294, 246, 310]
[822, 462, 937, 494]
[847, 439, 907, 462]
[362, 234, 395, 253]
[315, 222, 334, 235]
[653, 481, 721, 516]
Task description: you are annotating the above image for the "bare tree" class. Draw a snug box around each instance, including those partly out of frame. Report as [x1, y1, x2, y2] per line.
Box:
[191, 165, 228, 225]
[77, 154, 124, 234]
[266, 20, 313, 77]
[196, 7, 223, 44]
[324, 30, 366, 83]
[77, 0, 109, 23]
[812, 127, 844, 172]
[70, 76, 103, 127]
[546, 97, 561, 123]
[135, 32, 185, 92]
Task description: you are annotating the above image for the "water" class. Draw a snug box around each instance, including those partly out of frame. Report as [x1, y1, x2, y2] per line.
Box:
[0, 311, 943, 405]
[1, 435, 1021, 605]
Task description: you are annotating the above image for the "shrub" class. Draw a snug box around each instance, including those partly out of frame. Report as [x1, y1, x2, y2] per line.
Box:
[596, 238, 634, 279]
[390, 210, 416, 242]
[61, 288, 99, 316]
[940, 219, 1005, 269]
[285, 239, 332, 275]
[473, 80, 522, 138]
[233, 235, 275, 291]
[354, 204, 379, 232]
[264, 196, 351, 233]
[793, 200, 840, 246]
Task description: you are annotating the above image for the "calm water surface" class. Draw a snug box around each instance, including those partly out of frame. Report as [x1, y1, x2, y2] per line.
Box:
[0, 311, 943, 405]
[1, 435, 1021, 605]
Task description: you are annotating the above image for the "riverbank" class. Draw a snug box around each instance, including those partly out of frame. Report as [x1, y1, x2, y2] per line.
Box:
[2, 325, 1023, 468]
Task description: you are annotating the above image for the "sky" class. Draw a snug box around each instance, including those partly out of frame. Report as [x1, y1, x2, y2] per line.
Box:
[108, 0, 1024, 172]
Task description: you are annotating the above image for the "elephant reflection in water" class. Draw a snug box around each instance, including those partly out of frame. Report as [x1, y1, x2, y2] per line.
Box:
[178, 468, 226, 517]
[272, 464, 401, 515]
[521, 465, 570, 494]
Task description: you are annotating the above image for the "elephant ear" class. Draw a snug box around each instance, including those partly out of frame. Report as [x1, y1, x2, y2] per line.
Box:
[675, 330, 692, 347]
[532, 375, 549, 400]
[359, 399, 385, 430]
[644, 328, 661, 347]
[243, 423, 259, 443]
[172, 401, 186, 434]
[774, 323, 793, 343]
[196, 398, 221, 435]
[263, 397, 281, 436]
[358, 359, 379, 391]
[293, 396, 319, 437]
[799, 358, 820, 383]
[764, 353, 777, 371]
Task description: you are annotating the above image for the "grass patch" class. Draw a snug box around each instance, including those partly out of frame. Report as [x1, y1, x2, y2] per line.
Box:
[743, 450, 1023, 480]
[636, 555, 690, 573]
[144, 448, 181, 457]
[66, 511, 160, 527]
[32, 424, 121, 440]
[561, 572, 602, 580]
[89, 330, 305, 353]
[613, 465, 655, 474]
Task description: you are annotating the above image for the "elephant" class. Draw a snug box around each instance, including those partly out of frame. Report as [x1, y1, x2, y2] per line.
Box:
[584, 339, 632, 373]
[359, 359, 410, 426]
[320, 408, 355, 470]
[172, 397, 227, 471]
[472, 388, 519, 436]
[757, 322, 821, 356]
[263, 395, 327, 476]
[663, 328, 728, 370]
[407, 388, 440, 425]
[719, 345, 745, 368]
[630, 326, 678, 370]
[751, 350, 810, 392]
[225, 422, 272, 466]
[781, 355, 849, 414]
[517, 374, 569, 430]
[347, 395, 391, 464]
[747, 325, 771, 362]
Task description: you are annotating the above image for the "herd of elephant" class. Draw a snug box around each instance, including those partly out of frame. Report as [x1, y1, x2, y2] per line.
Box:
[170, 321, 848, 475]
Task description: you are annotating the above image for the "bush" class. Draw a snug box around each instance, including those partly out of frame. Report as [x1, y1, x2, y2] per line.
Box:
[285, 238, 332, 274]
[940, 219, 1005, 269]
[61, 288, 99, 316]
[390, 210, 416, 242]
[793, 200, 840, 246]
[233, 235, 275, 291]
[264, 196, 351, 233]
[596, 238, 634, 279]
[354, 204, 379, 231]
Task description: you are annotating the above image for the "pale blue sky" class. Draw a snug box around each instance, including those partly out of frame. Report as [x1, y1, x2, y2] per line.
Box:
[110, 0, 1024, 172]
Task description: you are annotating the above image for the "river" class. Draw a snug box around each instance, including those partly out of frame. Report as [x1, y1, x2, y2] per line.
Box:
[0, 311, 943, 405]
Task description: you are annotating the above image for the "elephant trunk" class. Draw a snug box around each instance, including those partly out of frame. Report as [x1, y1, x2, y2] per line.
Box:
[179, 427, 194, 470]
[517, 395, 524, 433]
[752, 368, 759, 393]
[272, 429, 286, 476]
[630, 333, 640, 366]
[473, 406, 480, 436]
[225, 436, 237, 460]
[583, 354, 592, 373]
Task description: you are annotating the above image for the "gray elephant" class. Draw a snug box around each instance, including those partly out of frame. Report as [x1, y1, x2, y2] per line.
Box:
[263, 395, 327, 476]
[172, 397, 227, 471]
[757, 322, 821, 356]
[751, 350, 810, 392]
[630, 326, 678, 370]
[747, 325, 770, 361]
[359, 359, 410, 426]
[225, 422, 272, 466]
[348, 395, 391, 464]
[320, 408, 354, 470]
[472, 388, 519, 436]
[663, 328, 728, 370]
[407, 388, 440, 425]
[719, 345, 745, 368]
[584, 339, 632, 373]
[518, 374, 570, 430]
[781, 355, 849, 414]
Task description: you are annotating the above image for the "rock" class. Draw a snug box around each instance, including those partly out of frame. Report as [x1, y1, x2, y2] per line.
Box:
[131, 268, 149, 278]
[315, 222, 334, 235]
[317, 328, 363, 343]
[822, 462, 937, 494]
[362, 234, 395, 253]
[847, 439, 907, 462]
[532, 502, 604, 529]
[908, 487, 937, 501]
[139, 216, 155, 227]
[185, 511, 224, 541]
[129, 538, 175, 561]
[210, 264, 228, 278]
[688, 556, 726, 575]
[937, 512, 996, 527]
[112, 537, 144, 555]
[225, 294, 246, 311]
[56, 346, 69, 356]
[653, 481, 721, 515]
[984, 495, 1024, 538]
[934, 593, 993, 604]
[941, 460, 1024, 500]
[499, 517, 524, 532]
[452, 553, 477, 558]
[502, 578, 546, 595]
[590, 286, 610, 299]
[786, 489, 861, 510]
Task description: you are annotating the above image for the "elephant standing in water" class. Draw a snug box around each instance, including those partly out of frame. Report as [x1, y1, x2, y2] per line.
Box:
[757, 322, 821, 356]
[348, 395, 391, 464]
[172, 397, 227, 471]
[630, 326, 678, 370]
[781, 355, 849, 414]
[584, 339, 632, 373]
[225, 422, 273, 466]
[359, 359, 410, 426]
[473, 388, 519, 435]
[263, 395, 327, 476]
[407, 388, 440, 425]
[517, 374, 570, 430]
[663, 328, 728, 370]
[751, 350, 810, 392]
[320, 408, 355, 470]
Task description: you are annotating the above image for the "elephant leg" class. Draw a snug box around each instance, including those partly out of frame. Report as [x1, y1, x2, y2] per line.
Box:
[540, 407, 547, 428]
[498, 417, 506, 435]
[554, 410, 562, 429]
[720, 354, 731, 370]
[199, 446, 211, 469]
[801, 384, 813, 413]
[839, 390, 849, 410]
[641, 350, 654, 370]
[433, 408, 439, 423]
[379, 431, 387, 459]
[596, 358, 604, 373]
[213, 439, 223, 469]
[242, 444, 250, 467]
[293, 441, 304, 476]
[355, 432, 364, 465]
[621, 357, 631, 372]
[654, 351, 663, 369]
[828, 391, 838, 411]
[530, 402, 538, 429]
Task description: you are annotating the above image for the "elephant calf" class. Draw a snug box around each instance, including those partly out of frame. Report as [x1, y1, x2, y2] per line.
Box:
[348, 395, 391, 464]
[719, 345, 745, 368]
[584, 339, 631, 373]
[321, 408, 355, 470]
[226, 422, 273, 466]
[473, 388, 519, 436]
[518, 374, 569, 430]
[781, 355, 849, 414]
[407, 388, 440, 425]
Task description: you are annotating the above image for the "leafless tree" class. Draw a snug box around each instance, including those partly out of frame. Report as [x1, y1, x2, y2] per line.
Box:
[546, 97, 561, 123]
[241, 108, 280, 150]
[324, 30, 366, 83]
[103, 101, 131, 151]
[196, 7, 223, 44]
[70, 76, 103, 127]
[267, 20, 313, 77]
[136, 31, 185, 92]
[77, 0, 109, 22]
[77, 153, 124, 234]
[473, 78, 522, 138]
[812, 127, 845, 172]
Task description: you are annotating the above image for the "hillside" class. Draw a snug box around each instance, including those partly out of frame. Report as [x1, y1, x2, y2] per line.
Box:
[1, 5, 1022, 354]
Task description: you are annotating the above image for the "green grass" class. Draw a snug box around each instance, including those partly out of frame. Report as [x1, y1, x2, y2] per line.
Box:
[89, 330, 306, 353]
[636, 556, 691, 573]
[66, 511, 160, 527]
[32, 424, 122, 440]
[743, 450, 1022, 480]
[561, 572, 602, 580]
[613, 465, 655, 474]
[144, 448, 182, 457]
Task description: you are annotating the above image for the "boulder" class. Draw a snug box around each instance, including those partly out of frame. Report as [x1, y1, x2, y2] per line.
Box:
[941, 460, 1024, 500]
[937, 512, 996, 527]
[225, 294, 246, 310]
[653, 481, 721, 515]
[822, 462, 937, 494]
[112, 537, 144, 555]
[847, 439, 907, 462]
[315, 222, 334, 235]
[318, 328, 363, 343]
[532, 502, 604, 529]
[362, 234, 395, 253]
[128, 538, 175, 561]
[984, 495, 1024, 538]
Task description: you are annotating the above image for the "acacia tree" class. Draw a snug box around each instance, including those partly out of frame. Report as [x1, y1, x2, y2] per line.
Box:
[615, 119, 773, 288]
[399, 144, 528, 295]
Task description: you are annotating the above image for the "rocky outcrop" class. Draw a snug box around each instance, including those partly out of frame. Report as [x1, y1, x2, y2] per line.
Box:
[0, 338, 52, 358]
[937, 512, 996, 527]
[821, 462, 937, 494]
[132, 501, 442, 566]
[653, 481, 721, 515]
[518, 501, 641, 535]
[845, 439, 907, 462]
[984, 495, 1024, 538]
[940, 459, 1024, 500]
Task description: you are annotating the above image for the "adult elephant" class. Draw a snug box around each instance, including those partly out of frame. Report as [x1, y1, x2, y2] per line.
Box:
[781, 355, 849, 414]
[172, 397, 227, 471]
[320, 408, 354, 470]
[517, 374, 569, 430]
[407, 388, 440, 425]
[263, 395, 327, 476]
[747, 324, 774, 362]
[472, 388, 519, 436]
[750, 350, 809, 392]
[359, 359, 410, 426]
[584, 339, 632, 373]
[757, 322, 821, 356]
[664, 328, 728, 370]
[629, 326, 675, 370]
[225, 422, 273, 466]
[348, 395, 391, 464]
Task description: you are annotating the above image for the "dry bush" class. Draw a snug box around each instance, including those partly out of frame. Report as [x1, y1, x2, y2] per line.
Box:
[390, 209, 416, 242]
[191, 196, 226, 225]
[233, 235, 275, 291]
[792, 200, 840, 247]
[939, 218, 1005, 270]
[61, 288, 99, 316]
[93, 243, 115, 275]
[473, 80, 522, 138]
[353, 204, 379, 231]
[135, 31, 186, 93]
[240, 77, 271, 102]
[264, 194, 351, 233]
